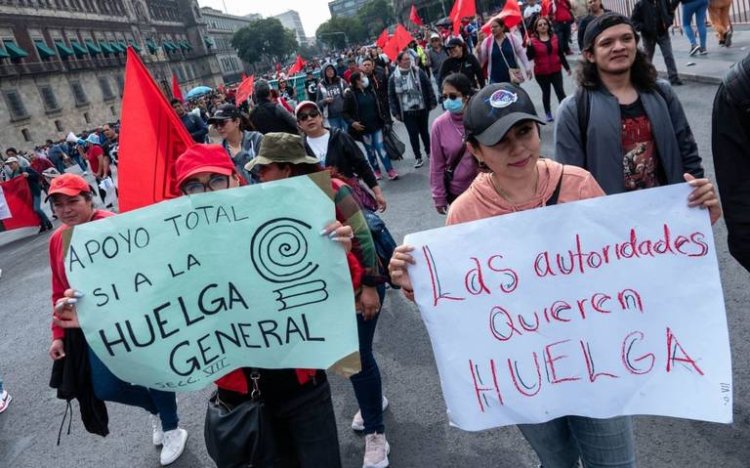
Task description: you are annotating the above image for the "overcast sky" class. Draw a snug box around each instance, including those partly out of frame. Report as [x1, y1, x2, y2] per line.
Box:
[197, 0, 332, 37]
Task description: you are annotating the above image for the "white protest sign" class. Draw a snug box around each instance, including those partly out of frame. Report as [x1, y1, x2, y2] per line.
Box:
[404, 184, 732, 431]
[0, 186, 10, 220]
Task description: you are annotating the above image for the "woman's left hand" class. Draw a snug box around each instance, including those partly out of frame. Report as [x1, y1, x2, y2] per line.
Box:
[357, 286, 381, 320]
[322, 221, 354, 252]
[684, 173, 722, 225]
[53, 288, 82, 329]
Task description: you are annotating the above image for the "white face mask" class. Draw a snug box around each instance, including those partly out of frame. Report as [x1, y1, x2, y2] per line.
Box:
[361, 77, 370, 88]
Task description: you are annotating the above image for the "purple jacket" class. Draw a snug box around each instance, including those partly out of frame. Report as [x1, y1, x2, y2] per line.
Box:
[429, 111, 479, 207]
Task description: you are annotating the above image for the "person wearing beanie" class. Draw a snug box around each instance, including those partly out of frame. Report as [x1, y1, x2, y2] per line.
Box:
[248, 78, 299, 135]
[555, 13, 709, 198]
[48, 174, 188, 466]
[388, 83, 720, 468]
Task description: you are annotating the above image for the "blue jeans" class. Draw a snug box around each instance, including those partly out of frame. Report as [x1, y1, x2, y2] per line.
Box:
[327, 116, 348, 132]
[0, 371, 4, 394]
[362, 130, 393, 173]
[518, 416, 635, 468]
[88, 348, 179, 431]
[271, 380, 342, 467]
[32, 193, 51, 227]
[683, 0, 708, 48]
[350, 284, 386, 434]
[71, 153, 88, 172]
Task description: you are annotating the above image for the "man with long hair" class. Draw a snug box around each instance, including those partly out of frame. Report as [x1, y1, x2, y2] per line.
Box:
[554, 12, 704, 196]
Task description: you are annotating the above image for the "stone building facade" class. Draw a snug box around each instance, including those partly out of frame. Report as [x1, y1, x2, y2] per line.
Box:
[0, 0, 223, 152]
[200, 6, 258, 84]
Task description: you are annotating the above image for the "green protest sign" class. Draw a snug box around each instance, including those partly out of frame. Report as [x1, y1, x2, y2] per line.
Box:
[65, 173, 358, 392]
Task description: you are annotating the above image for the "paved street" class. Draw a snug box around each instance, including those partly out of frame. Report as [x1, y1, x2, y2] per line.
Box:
[1, 73, 749, 468]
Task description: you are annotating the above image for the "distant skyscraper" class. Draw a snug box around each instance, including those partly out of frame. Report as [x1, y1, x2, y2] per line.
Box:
[272, 10, 306, 46]
[328, 0, 370, 18]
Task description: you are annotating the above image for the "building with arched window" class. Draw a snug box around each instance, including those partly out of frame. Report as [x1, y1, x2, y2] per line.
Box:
[0, 0, 223, 151]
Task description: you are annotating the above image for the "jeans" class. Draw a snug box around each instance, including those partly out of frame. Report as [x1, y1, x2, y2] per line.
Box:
[535, 72, 566, 115]
[402, 109, 430, 160]
[88, 348, 179, 431]
[350, 284, 386, 434]
[362, 130, 393, 173]
[683, 0, 709, 48]
[555, 22, 573, 53]
[642, 33, 679, 81]
[327, 116, 349, 132]
[71, 153, 88, 172]
[0, 371, 4, 393]
[271, 380, 342, 468]
[32, 193, 51, 227]
[518, 415, 636, 468]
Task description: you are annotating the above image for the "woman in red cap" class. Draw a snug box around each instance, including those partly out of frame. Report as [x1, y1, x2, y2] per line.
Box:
[47, 173, 188, 466]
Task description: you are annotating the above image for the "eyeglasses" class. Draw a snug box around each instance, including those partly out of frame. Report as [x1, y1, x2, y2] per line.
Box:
[442, 92, 461, 100]
[297, 109, 320, 121]
[213, 120, 231, 128]
[181, 174, 230, 195]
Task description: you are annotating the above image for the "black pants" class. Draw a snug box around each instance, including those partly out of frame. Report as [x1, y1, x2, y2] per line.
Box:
[535, 72, 566, 115]
[402, 109, 430, 160]
[555, 22, 573, 54]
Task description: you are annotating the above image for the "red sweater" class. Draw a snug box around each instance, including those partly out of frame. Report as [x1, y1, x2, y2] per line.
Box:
[49, 210, 114, 341]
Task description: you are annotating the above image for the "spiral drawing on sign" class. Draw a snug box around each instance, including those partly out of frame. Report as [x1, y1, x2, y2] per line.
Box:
[250, 217, 319, 283]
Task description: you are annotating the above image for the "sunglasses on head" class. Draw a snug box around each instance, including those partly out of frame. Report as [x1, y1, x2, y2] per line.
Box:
[442, 92, 461, 100]
[297, 109, 320, 121]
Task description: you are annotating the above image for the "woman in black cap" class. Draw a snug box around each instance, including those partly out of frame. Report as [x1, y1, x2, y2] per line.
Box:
[438, 38, 485, 90]
[388, 83, 720, 468]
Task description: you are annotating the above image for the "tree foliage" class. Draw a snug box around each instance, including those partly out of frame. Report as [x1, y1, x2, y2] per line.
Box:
[315, 16, 367, 49]
[356, 0, 395, 38]
[232, 18, 298, 65]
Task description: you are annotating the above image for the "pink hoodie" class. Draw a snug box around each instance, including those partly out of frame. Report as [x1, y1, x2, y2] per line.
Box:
[446, 159, 604, 225]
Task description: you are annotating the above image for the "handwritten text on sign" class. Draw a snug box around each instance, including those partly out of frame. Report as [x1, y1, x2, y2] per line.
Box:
[65, 174, 358, 392]
[404, 184, 732, 431]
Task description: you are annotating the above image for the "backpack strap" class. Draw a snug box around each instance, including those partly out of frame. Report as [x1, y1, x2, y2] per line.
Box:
[546, 166, 565, 206]
[574, 86, 590, 169]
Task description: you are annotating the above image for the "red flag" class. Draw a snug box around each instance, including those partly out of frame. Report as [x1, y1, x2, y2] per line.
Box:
[241, 72, 248, 80]
[541, 0, 552, 17]
[0, 176, 40, 230]
[383, 24, 415, 61]
[287, 54, 307, 76]
[171, 74, 183, 102]
[117, 48, 194, 212]
[376, 28, 390, 49]
[449, 0, 476, 34]
[235, 74, 255, 106]
[409, 5, 424, 26]
[481, 0, 523, 36]
[383, 35, 400, 62]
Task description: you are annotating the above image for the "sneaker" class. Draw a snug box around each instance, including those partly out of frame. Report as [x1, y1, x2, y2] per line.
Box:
[545, 112, 554, 123]
[689, 44, 700, 56]
[414, 158, 424, 168]
[352, 396, 389, 431]
[363, 433, 390, 468]
[374, 170, 382, 180]
[387, 169, 399, 180]
[0, 390, 11, 413]
[151, 414, 164, 446]
[160, 427, 188, 466]
[725, 30, 733, 47]
[699, 47, 708, 55]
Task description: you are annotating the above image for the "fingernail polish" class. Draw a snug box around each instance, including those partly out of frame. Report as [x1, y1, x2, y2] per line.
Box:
[73, 291, 84, 298]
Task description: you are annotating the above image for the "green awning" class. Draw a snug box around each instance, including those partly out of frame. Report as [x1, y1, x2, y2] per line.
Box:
[99, 41, 114, 54]
[204, 37, 214, 48]
[0, 47, 9, 59]
[163, 41, 177, 52]
[128, 40, 142, 52]
[55, 41, 74, 58]
[109, 41, 124, 53]
[181, 40, 193, 50]
[4, 41, 29, 59]
[70, 41, 88, 56]
[146, 40, 158, 54]
[178, 41, 190, 50]
[118, 40, 128, 51]
[85, 40, 101, 55]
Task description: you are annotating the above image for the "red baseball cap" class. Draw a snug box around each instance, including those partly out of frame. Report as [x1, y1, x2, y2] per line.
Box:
[174, 144, 236, 188]
[46, 173, 91, 201]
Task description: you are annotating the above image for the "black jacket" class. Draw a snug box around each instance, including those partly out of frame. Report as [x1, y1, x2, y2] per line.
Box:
[387, 67, 437, 120]
[712, 54, 750, 272]
[438, 54, 485, 89]
[180, 112, 208, 143]
[343, 87, 386, 138]
[49, 329, 109, 439]
[249, 99, 299, 135]
[631, 0, 674, 37]
[366, 67, 391, 124]
[303, 128, 378, 190]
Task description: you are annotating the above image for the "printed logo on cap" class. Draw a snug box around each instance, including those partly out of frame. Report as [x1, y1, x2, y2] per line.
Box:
[489, 89, 518, 109]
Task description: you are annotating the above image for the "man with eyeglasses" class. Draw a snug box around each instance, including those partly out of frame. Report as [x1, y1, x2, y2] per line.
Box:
[295, 101, 387, 212]
[208, 103, 263, 184]
[171, 98, 208, 143]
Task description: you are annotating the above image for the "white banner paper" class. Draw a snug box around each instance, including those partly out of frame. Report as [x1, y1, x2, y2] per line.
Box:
[404, 184, 732, 431]
[0, 186, 11, 220]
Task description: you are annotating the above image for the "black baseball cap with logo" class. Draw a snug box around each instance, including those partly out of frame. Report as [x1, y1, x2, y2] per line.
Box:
[207, 103, 241, 124]
[464, 83, 546, 147]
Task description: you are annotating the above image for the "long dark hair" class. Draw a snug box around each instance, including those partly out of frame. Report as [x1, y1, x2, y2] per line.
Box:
[576, 48, 658, 91]
[442, 73, 475, 97]
[531, 16, 553, 39]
